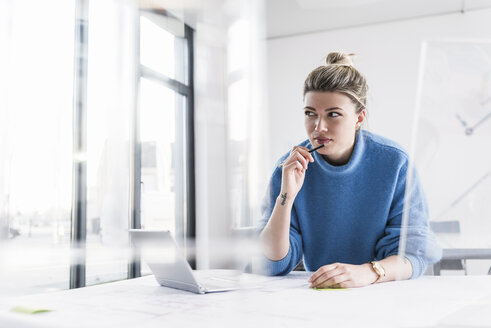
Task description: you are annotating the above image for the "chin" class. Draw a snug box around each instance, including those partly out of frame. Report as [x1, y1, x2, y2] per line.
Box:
[317, 148, 331, 156]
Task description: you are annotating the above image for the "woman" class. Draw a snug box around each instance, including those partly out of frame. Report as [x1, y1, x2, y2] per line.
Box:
[258, 52, 441, 288]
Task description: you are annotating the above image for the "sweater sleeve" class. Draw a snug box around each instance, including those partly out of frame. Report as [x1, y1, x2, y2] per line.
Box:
[375, 161, 442, 278]
[256, 168, 303, 276]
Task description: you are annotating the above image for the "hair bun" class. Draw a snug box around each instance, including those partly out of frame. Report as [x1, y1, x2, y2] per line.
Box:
[325, 52, 355, 67]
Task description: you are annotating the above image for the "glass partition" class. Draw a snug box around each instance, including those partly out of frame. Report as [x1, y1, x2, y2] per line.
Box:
[84, 0, 137, 286]
[405, 39, 491, 275]
[0, 0, 196, 294]
[139, 78, 180, 236]
[0, 0, 75, 295]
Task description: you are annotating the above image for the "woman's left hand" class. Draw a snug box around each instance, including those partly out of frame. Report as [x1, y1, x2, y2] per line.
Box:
[308, 262, 378, 288]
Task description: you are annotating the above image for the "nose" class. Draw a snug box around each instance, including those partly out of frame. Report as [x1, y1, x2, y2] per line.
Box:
[314, 117, 328, 132]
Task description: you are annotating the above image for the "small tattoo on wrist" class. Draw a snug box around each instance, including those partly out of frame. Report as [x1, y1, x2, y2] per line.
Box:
[280, 193, 287, 205]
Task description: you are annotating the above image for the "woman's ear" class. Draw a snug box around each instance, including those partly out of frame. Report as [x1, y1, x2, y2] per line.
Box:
[356, 109, 366, 128]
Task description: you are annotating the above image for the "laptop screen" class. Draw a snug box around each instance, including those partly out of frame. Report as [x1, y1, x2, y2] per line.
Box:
[129, 230, 200, 292]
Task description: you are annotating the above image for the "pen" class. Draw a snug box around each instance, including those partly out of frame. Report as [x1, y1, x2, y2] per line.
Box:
[308, 144, 325, 153]
[278, 144, 325, 167]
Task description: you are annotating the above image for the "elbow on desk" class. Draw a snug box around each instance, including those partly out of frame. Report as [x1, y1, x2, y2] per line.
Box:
[406, 241, 442, 279]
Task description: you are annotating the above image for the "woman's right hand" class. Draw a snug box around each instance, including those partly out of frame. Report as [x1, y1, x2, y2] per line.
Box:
[280, 146, 314, 199]
[260, 146, 314, 261]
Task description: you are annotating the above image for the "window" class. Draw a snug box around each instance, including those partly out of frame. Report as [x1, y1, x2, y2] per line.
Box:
[0, 0, 75, 295]
[136, 10, 195, 271]
[0, 0, 195, 294]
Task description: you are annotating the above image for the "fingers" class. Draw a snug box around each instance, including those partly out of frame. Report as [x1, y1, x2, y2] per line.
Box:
[309, 263, 375, 288]
[314, 273, 350, 289]
[282, 146, 314, 171]
[294, 152, 309, 171]
[308, 263, 337, 283]
[284, 160, 305, 174]
[308, 263, 341, 288]
[323, 280, 350, 289]
[294, 146, 315, 163]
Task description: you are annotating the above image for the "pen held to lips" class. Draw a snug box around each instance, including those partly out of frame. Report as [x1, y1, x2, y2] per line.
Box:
[308, 144, 325, 153]
[278, 144, 325, 168]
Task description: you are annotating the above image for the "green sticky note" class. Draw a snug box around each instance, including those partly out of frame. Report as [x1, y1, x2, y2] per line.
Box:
[11, 306, 52, 314]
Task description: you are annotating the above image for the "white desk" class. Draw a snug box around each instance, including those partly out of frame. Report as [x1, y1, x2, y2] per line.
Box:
[1, 271, 490, 328]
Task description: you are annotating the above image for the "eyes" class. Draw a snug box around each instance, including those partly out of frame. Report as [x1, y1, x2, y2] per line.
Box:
[304, 111, 342, 118]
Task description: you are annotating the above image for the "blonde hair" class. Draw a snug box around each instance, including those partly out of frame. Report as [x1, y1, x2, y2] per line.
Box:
[303, 52, 368, 113]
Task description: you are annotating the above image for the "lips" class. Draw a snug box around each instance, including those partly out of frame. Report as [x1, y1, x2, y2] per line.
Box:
[314, 137, 332, 145]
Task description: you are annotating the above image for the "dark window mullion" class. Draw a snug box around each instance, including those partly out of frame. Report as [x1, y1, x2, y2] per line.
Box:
[128, 10, 142, 280]
[70, 0, 89, 289]
[184, 24, 196, 269]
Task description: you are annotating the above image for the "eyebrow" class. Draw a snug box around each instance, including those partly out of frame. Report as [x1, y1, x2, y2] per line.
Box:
[304, 106, 344, 112]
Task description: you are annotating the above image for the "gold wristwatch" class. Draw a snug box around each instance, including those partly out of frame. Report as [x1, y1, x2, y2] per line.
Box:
[370, 261, 386, 284]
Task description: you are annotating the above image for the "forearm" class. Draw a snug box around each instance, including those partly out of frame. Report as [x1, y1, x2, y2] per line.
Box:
[259, 193, 294, 261]
[375, 255, 413, 283]
[308, 255, 414, 288]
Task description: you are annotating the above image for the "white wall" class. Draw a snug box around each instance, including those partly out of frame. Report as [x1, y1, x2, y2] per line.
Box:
[266, 8, 491, 166]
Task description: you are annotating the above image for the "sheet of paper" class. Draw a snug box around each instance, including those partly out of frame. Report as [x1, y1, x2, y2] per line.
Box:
[0, 272, 490, 328]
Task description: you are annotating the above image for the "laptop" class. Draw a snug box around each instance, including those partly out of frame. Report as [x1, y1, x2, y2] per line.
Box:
[129, 230, 240, 294]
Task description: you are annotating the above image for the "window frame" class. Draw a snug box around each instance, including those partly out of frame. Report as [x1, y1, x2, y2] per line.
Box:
[127, 9, 196, 279]
[71, 3, 196, 287]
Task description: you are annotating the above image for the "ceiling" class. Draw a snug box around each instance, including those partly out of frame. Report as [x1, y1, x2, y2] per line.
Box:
[147, 0, 491, 39]
[265, 0, 491, 39]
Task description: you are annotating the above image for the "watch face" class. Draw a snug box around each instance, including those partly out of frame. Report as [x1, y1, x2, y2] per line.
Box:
[375, 263, 385, 275]
[372, 262, 385, 276]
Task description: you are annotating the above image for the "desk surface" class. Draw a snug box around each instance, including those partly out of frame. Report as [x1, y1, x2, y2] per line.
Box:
[1, 271, 490, 328]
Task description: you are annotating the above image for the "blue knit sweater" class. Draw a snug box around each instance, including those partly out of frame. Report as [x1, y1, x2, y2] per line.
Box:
[259, 130, 441, 278]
